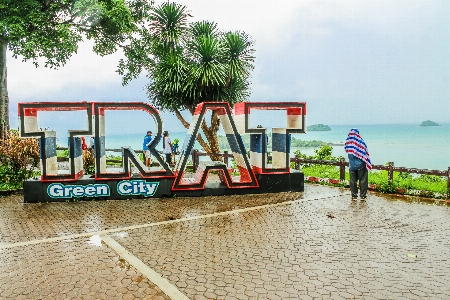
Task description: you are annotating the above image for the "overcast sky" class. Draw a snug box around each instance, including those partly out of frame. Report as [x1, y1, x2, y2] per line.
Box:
[7, 0, 450, 135]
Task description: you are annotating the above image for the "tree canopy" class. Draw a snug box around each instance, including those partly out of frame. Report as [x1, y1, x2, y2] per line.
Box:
[118, 2, 256, 155]
[0, 0, 153, 138]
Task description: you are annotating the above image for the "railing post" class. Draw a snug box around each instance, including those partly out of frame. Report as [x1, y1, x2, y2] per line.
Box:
[388, 162, 394, 181]
[340, 157, 346, 181]
[192, 150, 199, 172]
[447, 166, 450, 189]
[294, 154, 300, 170]
[224, 151, 229, 167]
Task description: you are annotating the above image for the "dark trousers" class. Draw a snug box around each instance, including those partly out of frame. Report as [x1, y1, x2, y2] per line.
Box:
[165, 153, 171, 164]
[349, 167, 368, 198]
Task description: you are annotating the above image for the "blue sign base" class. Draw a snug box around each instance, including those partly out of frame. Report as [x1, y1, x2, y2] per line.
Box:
[23, 171, 304, 203]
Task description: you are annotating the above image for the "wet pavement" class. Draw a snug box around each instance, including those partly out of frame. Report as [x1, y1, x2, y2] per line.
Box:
[0, 184, 449, 299]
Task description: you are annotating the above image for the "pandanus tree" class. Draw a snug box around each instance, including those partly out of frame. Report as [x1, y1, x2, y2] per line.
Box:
[120, 2, 255, 157]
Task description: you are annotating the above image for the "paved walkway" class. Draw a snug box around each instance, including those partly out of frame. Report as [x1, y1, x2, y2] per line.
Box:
[0, 184, 449, 299]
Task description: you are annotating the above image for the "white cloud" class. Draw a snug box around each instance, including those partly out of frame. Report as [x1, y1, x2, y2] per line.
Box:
[8, 0, 440, 100]
[174, 0, 445, 63]
[7, 41, 125, 100]
[6, 0, 450, 127]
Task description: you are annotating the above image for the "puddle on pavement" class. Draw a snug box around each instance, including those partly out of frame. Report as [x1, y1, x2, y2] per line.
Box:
[380, 193, 449, 206]
[114, 231, 128, 238]
[87, 235, 103, 246]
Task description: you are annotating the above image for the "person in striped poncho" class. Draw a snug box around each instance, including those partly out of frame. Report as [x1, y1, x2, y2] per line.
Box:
[344, 128, 372, 201]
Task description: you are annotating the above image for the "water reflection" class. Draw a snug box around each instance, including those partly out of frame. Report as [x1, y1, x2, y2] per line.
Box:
[82, 213, 104, 232]
[115, 231, 128, 238]
[349, 199, 367, 210]
[87, 235, 102, 246]
[380, 193, 447, 206]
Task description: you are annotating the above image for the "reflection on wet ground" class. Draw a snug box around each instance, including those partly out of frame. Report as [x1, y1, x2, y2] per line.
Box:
[0, 184, 449, 299]
[382, 192, 449, 206]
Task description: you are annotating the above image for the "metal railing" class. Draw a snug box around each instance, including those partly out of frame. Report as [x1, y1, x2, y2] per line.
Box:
[191, 149, 233, 171]
[290, 157, 450, 189]
[59, 147, 450, 189]
[190, 151, 450, 189]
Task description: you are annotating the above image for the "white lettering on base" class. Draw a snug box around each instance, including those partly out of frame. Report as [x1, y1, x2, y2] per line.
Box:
[117, 180, 159, 197]
[47, 183, 110, 199]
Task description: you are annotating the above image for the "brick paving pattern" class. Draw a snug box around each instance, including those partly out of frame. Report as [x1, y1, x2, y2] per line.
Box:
[0, 184, 449, 299]
[0, 236, 170, 299]
[0, 191, 307, 245]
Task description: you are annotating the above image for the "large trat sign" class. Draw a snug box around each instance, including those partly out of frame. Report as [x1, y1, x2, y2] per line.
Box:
[19, 101, 306, 202]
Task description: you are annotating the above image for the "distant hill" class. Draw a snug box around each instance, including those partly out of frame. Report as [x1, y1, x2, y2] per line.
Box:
[420, 120, 440, 127]
[307, 124, 331, 131]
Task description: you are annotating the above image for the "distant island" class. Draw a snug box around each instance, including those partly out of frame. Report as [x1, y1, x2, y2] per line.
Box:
[217, 135, 331, 149]
[420, 120, 440, 127]
[291, 138, 331, 147]
[307, 124, 331, 131]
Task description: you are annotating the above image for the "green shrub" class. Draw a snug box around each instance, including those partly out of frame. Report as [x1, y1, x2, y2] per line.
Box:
[314, 145, 333, 160]
[106, 153, 122, 160]
[374, 179, 397, 194]
[292, 146, 344, 178]
[407, 175, 447, 194]
[56, 149, 69, 158]
[83, 149, 95, 174]
[301, 164, 341, 179]
[0, 130, 40, 189]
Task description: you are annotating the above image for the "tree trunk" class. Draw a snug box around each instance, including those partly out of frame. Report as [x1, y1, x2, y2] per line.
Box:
[174, 108, 212, 153]
[0, 40, 9, 139]
[204, 111, 221, 161]
[174, 108, 222, 161]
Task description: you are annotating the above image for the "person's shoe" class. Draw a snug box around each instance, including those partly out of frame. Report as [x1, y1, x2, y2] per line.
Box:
[351, 196, 358, 201]
[360, 197, 367, 201]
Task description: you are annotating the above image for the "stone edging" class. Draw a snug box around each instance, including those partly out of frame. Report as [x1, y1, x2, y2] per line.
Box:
[0, 189, 23, 196]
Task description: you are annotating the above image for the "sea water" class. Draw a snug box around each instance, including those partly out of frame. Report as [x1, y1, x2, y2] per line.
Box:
[294, 124, 450, 171]
[85, 124, 450, 171]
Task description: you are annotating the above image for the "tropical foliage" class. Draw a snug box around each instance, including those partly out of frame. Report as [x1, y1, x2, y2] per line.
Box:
[217, 133, 329, 150]
[119, 2, 255, 157]
[0, 129, 40, 189]
[290, 137, 330, 147]
[82, 149, 95, 174]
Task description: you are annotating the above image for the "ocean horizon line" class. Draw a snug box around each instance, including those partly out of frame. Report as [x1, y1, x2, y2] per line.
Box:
[107, 122, 450, 136]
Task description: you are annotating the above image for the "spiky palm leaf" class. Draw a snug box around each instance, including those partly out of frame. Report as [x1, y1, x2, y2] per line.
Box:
[190, 21, 219, 39]
[184, 35, 227, 102]
[147, 47, 188, 110]
[149, 2, 189, 50]
[223, 31, 255, 84]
